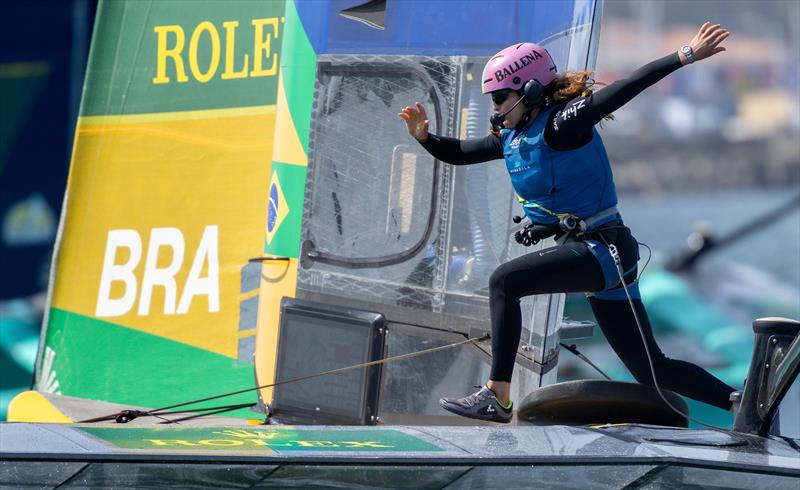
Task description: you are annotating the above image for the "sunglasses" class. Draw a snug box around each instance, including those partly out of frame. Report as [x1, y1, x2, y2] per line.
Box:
[491, 89, 513, 105]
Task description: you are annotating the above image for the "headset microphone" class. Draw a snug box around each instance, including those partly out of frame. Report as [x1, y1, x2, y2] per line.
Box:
[490, 96, 526, 131]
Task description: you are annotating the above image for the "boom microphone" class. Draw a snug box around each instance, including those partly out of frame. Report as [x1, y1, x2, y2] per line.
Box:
[490, 96, 526, 131]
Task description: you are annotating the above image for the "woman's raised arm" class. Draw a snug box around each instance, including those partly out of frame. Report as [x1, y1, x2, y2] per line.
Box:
[398, 102, 503, 165]
[546, 22, 730, 149]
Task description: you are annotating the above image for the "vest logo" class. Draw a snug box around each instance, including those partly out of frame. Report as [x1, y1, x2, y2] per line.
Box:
[509, 164, 533, 174]
[95, 226, 220, 318]
[510, 135, 527, 149]
[266, 171, 289, 245]
[152, 17, 283, 85]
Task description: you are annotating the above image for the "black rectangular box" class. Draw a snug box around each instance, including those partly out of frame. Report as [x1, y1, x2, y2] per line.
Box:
[272, 298, 386, 425]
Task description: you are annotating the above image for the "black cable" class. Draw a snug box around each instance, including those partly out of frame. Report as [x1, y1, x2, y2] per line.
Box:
[559, 342, 612, 380]
[637, 241, 652, 280]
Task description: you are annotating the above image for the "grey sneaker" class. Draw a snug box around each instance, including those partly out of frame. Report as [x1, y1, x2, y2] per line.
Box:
[439, 386, 513, 423]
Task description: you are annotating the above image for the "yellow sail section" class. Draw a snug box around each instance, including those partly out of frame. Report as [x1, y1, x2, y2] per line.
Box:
[51, 107, 275, 357]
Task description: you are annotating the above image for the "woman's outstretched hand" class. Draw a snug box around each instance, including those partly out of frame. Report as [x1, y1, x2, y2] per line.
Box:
[685, 22, 730, 63]
[398, 102, 430, 142]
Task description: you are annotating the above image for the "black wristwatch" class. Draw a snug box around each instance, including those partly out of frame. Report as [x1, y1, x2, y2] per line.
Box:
[681, 44, 695, 64]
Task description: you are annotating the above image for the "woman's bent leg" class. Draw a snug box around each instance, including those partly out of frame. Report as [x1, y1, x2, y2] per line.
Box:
[489, 242, 605, 382]
[590, 296, 736, 410]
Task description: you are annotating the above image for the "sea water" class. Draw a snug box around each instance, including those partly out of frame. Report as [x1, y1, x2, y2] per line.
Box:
[618, 187, 800, 291]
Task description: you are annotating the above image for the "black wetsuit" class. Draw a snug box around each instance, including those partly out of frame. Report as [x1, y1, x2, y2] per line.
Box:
[418, 53, 735, 410]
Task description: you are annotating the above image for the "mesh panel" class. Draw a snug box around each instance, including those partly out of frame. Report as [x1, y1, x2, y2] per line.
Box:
[299, 56, 458, 311]
[305, 59, 451, 254]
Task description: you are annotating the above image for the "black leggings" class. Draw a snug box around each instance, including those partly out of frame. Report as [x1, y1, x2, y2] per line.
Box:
[488, 226, 735, 410]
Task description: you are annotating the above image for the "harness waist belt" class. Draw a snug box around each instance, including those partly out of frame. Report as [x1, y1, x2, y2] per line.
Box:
[580, 206, 621, 232]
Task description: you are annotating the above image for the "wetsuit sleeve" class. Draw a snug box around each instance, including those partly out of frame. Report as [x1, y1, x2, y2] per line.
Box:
[418, 133, 504, 165]
[546, 52, 683, 151]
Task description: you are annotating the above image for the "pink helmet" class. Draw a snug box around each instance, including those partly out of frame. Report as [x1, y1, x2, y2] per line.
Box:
[482, 42, 557, 94]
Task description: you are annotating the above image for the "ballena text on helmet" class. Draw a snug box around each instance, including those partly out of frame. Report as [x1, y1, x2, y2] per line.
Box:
[494, 50, 542, 82]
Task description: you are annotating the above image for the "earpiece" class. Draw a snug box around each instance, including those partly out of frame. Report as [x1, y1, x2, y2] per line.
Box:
[521, 79, 544, 108]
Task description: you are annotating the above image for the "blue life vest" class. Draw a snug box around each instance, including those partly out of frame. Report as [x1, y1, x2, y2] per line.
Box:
[500, 106, 618, 225]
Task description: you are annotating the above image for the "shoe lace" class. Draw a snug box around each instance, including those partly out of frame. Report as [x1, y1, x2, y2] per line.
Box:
[463, 386, 491, 408]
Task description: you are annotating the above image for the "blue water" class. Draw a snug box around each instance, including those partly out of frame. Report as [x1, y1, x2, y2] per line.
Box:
[618, 187, 800, 289]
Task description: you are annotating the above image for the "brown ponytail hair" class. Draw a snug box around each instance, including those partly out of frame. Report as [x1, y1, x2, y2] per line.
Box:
[547, 71, 614, 121]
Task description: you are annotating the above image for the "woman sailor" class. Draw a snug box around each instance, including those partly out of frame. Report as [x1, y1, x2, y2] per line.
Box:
[398, 22, 734, 422]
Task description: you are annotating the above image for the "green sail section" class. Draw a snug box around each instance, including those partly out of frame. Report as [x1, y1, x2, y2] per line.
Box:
[39, 308, 257, 416]
[281, 0, 316, 151]
[80, 0, 285, 116]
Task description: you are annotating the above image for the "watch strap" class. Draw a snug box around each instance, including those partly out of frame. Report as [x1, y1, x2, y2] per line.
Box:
[681, 44, 695, 64]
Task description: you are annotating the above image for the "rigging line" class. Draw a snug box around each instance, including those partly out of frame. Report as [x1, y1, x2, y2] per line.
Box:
[150, 413, 173, 424]
[78, 403, 258, 424]
[147, 403, 259, 418]
[157, 403, 254, 425]
[80, 334, 490, 423]
[559, 342, 612, 380]
[78, 412, 133, 424]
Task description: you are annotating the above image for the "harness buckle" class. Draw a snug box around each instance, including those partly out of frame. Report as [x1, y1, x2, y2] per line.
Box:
[559, 215, 578, 231]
